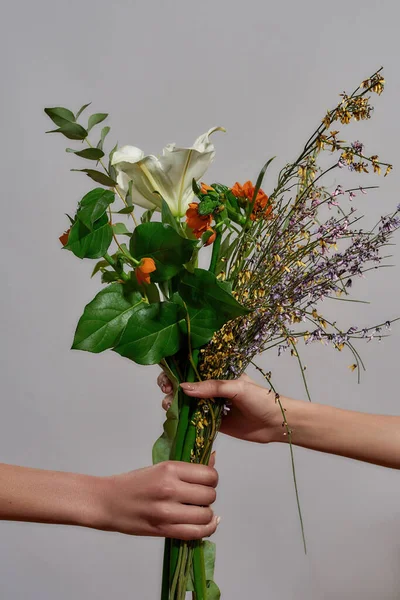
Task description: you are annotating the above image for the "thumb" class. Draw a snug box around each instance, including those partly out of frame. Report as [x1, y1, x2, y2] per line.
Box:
[180, 379, 244, 403]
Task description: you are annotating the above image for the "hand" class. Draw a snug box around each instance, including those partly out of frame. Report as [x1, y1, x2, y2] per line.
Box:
[158, 372, 283, 444]
[96, 457, 220, 540]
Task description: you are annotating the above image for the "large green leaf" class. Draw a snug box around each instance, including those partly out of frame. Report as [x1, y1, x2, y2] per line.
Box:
[113, 301, 186, 365]
[130, 223, 196, 282]
[44, 107, 75, 127]
[178, 268, 249, 321]
[76, 188, 115, 229]
[72, 285, 144, 353]
[47, 121, 88, 140]
[65, 213, 113, 259]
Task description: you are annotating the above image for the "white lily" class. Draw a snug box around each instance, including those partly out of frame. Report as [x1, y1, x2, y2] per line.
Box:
[111, 126, 225, 217]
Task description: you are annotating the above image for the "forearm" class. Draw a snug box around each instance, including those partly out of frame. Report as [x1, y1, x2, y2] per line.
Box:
[0, 463, 106, 528]
[272, 398, 400, 469]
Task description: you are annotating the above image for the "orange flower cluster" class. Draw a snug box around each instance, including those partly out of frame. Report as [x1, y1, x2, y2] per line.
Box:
[231, 181, 272, 220]
[136, 257, 156, 285]
[186, 203, 216, 245]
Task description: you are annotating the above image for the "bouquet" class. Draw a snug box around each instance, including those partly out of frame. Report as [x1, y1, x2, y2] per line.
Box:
[45, 67, 398, 599]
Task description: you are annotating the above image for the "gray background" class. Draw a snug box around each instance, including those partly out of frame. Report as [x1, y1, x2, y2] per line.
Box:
[1, 0, 399, 598]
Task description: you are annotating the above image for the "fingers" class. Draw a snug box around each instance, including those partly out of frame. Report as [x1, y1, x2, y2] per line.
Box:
[180, 379, 245, 402]
[164, 515, 220, 541]
[175, 461, 218, 488]
[157, 372, 173, 395]
[177, 481, 217, 507]
[162, 392, 173, 411]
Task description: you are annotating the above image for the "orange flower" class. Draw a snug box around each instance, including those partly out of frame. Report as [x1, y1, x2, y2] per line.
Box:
[186, 202, 212, 238]
[205, 228, 216, 246]
[59, 228, 70, 246]
[200, 182, 214, 194]
[135, 257, 156, 285]
[231, 180, 272, 221]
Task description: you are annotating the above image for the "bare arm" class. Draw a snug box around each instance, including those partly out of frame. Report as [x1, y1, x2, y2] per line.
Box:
[167, 376, 400, 470]
[268, 398, 400, 469]
[0, 459, 220, 538]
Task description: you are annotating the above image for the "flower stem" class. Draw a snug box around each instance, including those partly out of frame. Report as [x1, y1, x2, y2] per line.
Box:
[209, 229, 222, 274]
[192, 541, 207, 600]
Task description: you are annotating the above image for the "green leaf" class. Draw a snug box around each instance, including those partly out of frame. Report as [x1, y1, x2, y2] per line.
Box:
[172, 292, 230, 348]
[75, 102, 91, 119]
[65, 213, 75, 225]
[215, 234, 237, 275]
[72, 169, 116, 186]
[152, 387, 179, 463]
[118, 206, 135, 214]
[76, 188, 115, 229]
[179, 268, 249, 321]
[101, 270, 121, 283]
[185, 305, 221, 348]
[72, 284, 144, 353]
[66, 147, 105, 160]
[161, 198, 180, 232]
[247, 156, 275, 218]
[65, 214, 113, 259]
[44, 107, 75, 127]
[97, 126, 111, 151]
[91, 258, 110, 277]
[125, 180, 133, 206]
[88, 113, 108, 132]
[145, 283, 161, 304]
[47, 121, 88, 140]
[206, 581, 221, 600]
[130, 223, 196, 282]
[113, 302, 186, 365]
[141, 207, 156, 223]
[112, 222, 131, 236]
[109, 142, 118, 165]
[187, 541, 218, 594]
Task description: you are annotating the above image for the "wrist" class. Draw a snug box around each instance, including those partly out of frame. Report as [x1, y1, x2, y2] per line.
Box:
[70, 473, 114, 531]
[266, 395, 308, 444]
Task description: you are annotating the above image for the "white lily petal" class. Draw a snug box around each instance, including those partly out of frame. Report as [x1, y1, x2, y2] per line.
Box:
[112, 145, 145, 165]
[111, 128, 224, 217]
[159, 126, 225, 216]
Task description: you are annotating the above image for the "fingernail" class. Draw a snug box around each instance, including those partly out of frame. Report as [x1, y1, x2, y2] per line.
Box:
[180, 383, 195, 390]
[216, 516, 221, 525]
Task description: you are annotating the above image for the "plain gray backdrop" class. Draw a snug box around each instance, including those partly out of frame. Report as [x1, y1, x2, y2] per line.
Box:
[1, 0, 399, 598]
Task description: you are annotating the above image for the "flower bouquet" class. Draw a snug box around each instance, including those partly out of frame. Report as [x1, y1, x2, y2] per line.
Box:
[45, 67, 398, 599]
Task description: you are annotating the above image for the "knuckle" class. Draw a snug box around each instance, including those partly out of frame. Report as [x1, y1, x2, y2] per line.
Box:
[161, 461, 176, 478]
